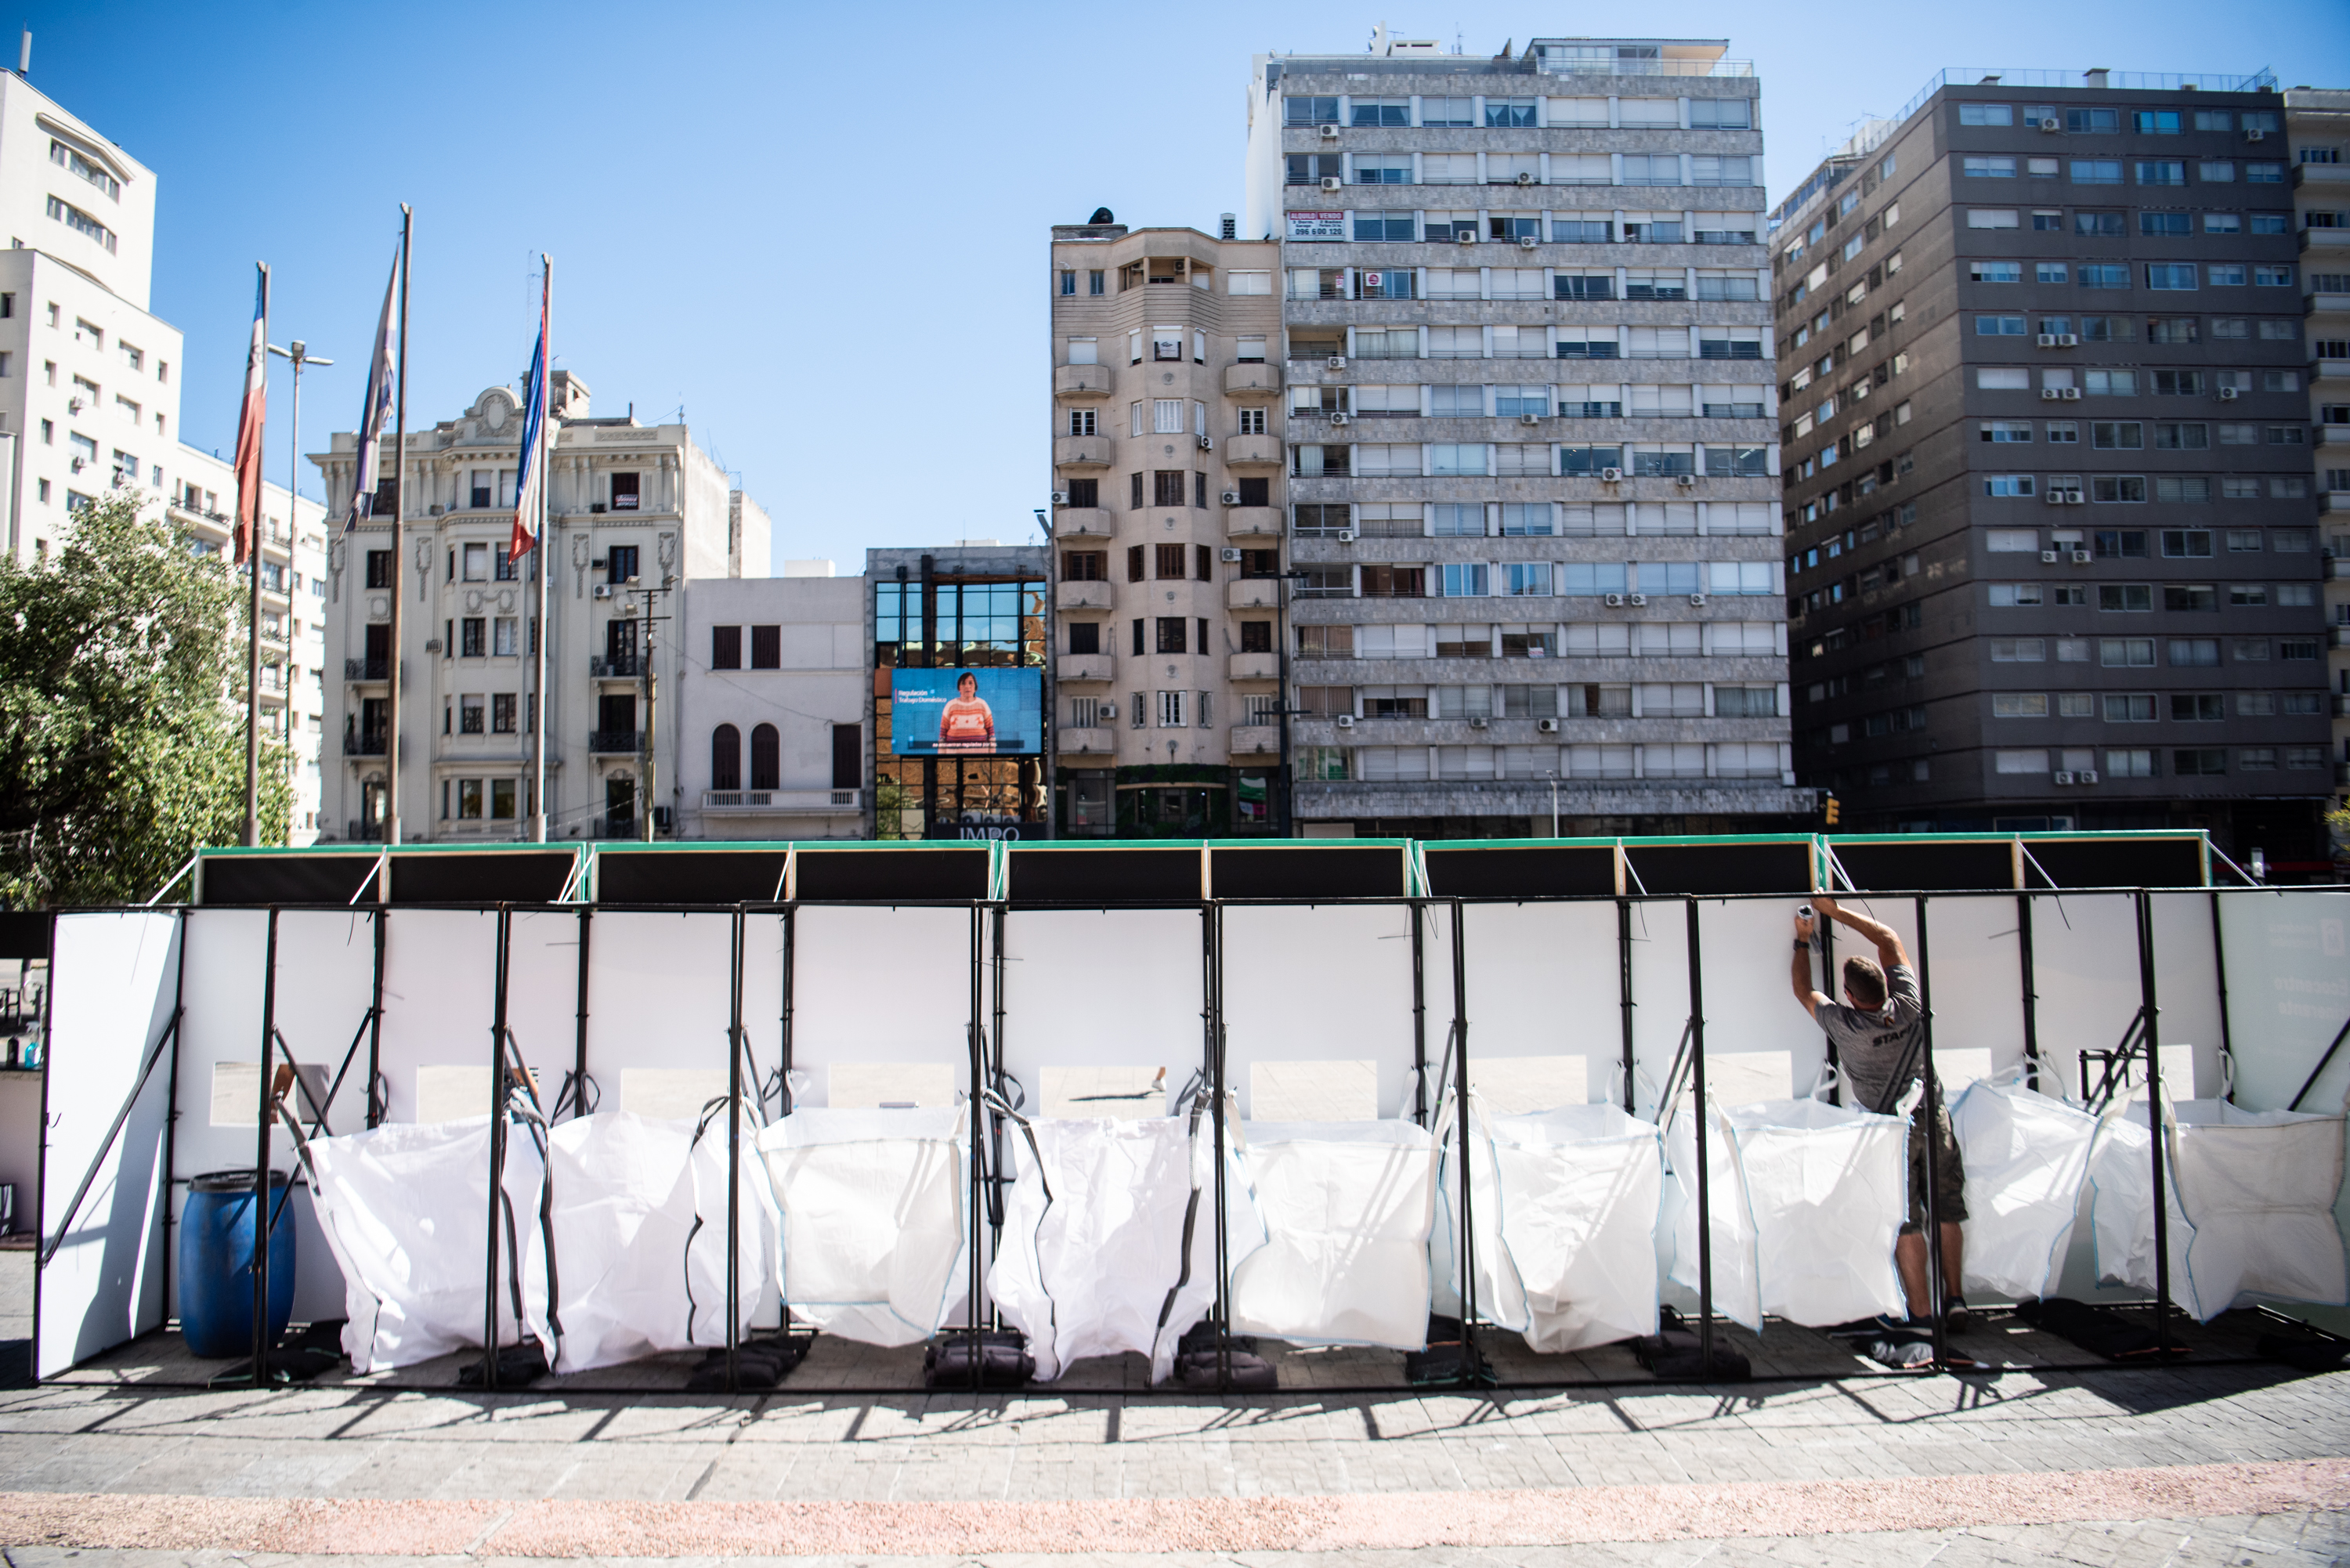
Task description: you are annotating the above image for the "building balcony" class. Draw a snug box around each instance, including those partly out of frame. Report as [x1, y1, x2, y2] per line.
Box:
[2315, 360, 2350, 385]
[2301, 227, 2350, 254]
[2332, 626, 2350, 649]
[342, 732, 388, 757]
[1227, 578, 1279, 609]
[1229, 725, 1282, 756]
[2307, 289, 2350, 320]
[1227, 506, 1283, 540]
[2325, 553, 2345, 579]
[2294, 163, 2350, 189]
[2320, 425, 2350, 446]
[1057, 653, 1115, 683]
[588, 730, 641, 755]
[1058, 728, 1115, 757]
[1054, 435, 1113, 469]
[1222, 435, 1284, 470]
[1229, 652, 1280, 681]
[590, 653, 642, 677]
[344, 657, 389, 681]
[2334, 695, 2350, 718]
[703, 788, 860, 814]
[1058, 580, 1112, 611]
[1054, 364, 1114, 399]
[1224, 362, 1282, 396]
[1054, 507, 1115, 540]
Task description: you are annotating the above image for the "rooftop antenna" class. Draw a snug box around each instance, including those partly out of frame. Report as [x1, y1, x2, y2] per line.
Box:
[17, 30, 29, 77]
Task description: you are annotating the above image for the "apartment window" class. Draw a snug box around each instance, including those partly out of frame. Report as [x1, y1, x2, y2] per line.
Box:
[2101, 638, 2155, 666]
[457, 617, 486, 658]
[750, 624, 781, 668]
[2104, 694, 2157, 722]
[2091, 421, 2143, 450]
[2167, 638, 2221, 666]
[711, 625, 742, 669]
[1058, 269, 1076, 296]
[2173, 748, 2226, 776]
[2099, 584, 2153, 612]
[1088, 270, 1104, 295]
[1964, 156, 2016, 179]
[490, 692, 517, 735]
[492, 616, 519, 657]
[1067, 622, 1101, 656]
[1152, 470, 1186, 508]
[2073, 160, 2122, 185]
[2092, 476, 2146, 503]
[46, 195, 115, 251]
[459, 694, 486, 734]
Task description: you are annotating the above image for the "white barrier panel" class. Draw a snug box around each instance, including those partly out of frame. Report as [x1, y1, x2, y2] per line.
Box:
[374, 909, 501, 1125]
[2029, 893, 2224, 1102]
[1000, 909, 1203, 1116]
[790, 907, 978, 1108]
[504, 909, 585, 1105]
[1462, 902, 1620, 1111]
[1222, 903, 1440, 1122]
[37, 912, 179, 1378]
[1824, 894, 2026, 1093]
[585, 911, 736, 1114]
[1693, 899, 1824, 1106]
[1625, 898, 1693, 1122]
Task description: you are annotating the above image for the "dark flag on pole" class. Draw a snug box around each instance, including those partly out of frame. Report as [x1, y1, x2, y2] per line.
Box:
[347, 240, 400, 527]
[509, 266, 549, 559]
[230, 263, 268, 564]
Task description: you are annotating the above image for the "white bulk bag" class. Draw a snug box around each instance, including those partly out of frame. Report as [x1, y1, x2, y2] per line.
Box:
[1670, 1097, 1907, 1331]
[1665, 1106, 1760, 1331]
[2087, 1103, 2196, 1306]
[1949, 1075, 2100, 1301]
[757, 1105, 967, 1347]
[985, 1114, 1220, 1382]
[306, 1115, 551, 1374]
[528, 1109, 771, 1374]
[1228, 1120, 1437, 1349]
[1484, 1104, 1664, 1353]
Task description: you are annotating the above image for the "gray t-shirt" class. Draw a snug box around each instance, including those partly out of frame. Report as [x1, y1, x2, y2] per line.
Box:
[1816, 963, 1923, 1114]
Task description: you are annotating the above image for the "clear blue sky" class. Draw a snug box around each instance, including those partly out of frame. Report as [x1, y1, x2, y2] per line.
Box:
[17, 0, 2347, 566]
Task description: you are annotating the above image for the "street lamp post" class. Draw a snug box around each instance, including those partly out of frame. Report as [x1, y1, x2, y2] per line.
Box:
[265, 338, 331, 846]
[1545, 769, 1560, 840]
[1272, 569, 1314, 837]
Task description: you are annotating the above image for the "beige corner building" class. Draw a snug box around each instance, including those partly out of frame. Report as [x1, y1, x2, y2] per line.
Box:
[1047, 219, 1289, 834]
[2285, 87, 2350, 831]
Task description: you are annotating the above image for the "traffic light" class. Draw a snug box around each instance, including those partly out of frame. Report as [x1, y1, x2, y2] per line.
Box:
[1823, 792, 1841, 828]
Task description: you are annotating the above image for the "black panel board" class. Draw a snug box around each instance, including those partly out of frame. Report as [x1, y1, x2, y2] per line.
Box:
[388, 851, 576, 905]
[1423, 845, 1618, 898]
[1210, 845, 1405, 899]
[1620, 841, 1812, 895]
[1009, 848, 1201, 905]
[2025, 836, 2204, 889]
[1831, 840, 2017, 892]
[594, 850, 791, 905]
[0, 912, 52, 959]
[793, 847, 989, 901]
[200, 853, 381, 906]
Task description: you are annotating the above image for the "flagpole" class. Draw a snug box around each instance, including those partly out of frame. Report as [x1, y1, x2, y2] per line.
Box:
[532, 254, 551, 844]
[241, 262, 270, 847]
[385, 207, 410, 848]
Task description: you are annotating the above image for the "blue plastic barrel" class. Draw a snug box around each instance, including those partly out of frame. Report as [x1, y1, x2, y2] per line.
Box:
[180, 1169, 295, 1358]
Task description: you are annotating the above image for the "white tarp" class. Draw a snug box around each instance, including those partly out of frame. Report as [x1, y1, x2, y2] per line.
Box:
[1228, 1120, 1437, 1349]
[530, 1110, 771, 1374]
[1949, 1075, 2101, 1301]
[1669, 1098, 1907, 1331]
[306, 1115, 551, 1373]
[1486, 1104, 1664, 1353]
[757, 1106, 967, 1346]
[2093, 1097, 2348, 1318]
[985, 1114, 1220, 1382]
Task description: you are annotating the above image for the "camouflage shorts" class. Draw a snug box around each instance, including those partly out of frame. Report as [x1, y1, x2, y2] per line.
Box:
[1903, 1102, 1968, 1234]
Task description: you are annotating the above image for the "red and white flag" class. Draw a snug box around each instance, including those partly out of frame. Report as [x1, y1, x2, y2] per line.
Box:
[231, 262, 269, 564]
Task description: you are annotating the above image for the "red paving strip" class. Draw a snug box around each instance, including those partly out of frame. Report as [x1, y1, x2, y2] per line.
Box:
[2, 1460, 2346, 1557]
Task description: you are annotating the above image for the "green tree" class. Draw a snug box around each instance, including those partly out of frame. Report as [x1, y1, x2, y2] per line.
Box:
[0, 493, 291, 906]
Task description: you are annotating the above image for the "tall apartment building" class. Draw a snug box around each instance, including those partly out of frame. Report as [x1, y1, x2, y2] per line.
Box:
[1775, 69, 2332, 865]
[1242, 33, 1806, 837]
[1047, 221, 1287, 836]
[314, 375, 772, 843]
[2283, 88, 2350, 835]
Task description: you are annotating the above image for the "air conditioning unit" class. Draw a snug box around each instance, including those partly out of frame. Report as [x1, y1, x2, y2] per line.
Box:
[1457, 229, 1479, 244]
[1537, 717, 1560, 733]
[1629, 592, 1648, 606]
[1335, 713, 1356, 728]
[2217, 386, 2239, 401]
[1520, 412, 1542, 426]
[2043, 491, 2066, 505]
[1467, 715, 1490, 728]
[66, 397, 84, 414]
[2037, 117, 2061, 131]
[69, 456, 85, 471]
[1675, 473, 1697, 487]
[1326, 354, 1347, 369]
[1049, 490, 1069, 505]
[2059, 334, 2080, 347]
[2041, 548, 2059, 562]
[1515, 171, 1536, 186]
[593, 584, 614, 599]
[1329, 411, 1352, 425]
[424, 638, 443, 652]
[1220, 547, 1243, 562]
[2053, 771, 2075, 786]
[2245, 128, 2266, 143]
[1198, 434, 1214, 450]
[1518, 235, 1540, 249]
[1603, 592, 1625, 607]
[1318, 123, 1341, 139]
[2077, 768, 2099, 784]
[1099, 702, 1116, 720]
[2061, 491, 2085, 504]
[2071, 548, 2092, 563]
[1220, 490, 1242, 504]
[1599, 466, 1625, 482]
[2037, 333, 2058, 348]
[1336, 528, 1358, 542]
[1688, 592, 1708, 606]
[1320, 175, 1343, 192]
[2059, 387, 2081, 400]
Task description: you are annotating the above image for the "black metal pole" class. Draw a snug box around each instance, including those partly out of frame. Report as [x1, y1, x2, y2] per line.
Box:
[249, 908, 280, 1386]
[1617, 897, 1636, 1113]
[569, 907, 591, 1120]
[365, 905, 387, 1126]
[1685, 897, 1713, 1374]
[2208, 891, 2235, 1104]
[1914, 895, 1948, 1367]
[780, 904, 796, 1118]
[2136, 890, 2171, 1357]
[1818, 910, 1840, 1104]
[1448, 898, 1477, 1379]
[2017, 892, 2041, 1094]
[1207, 898, 1229, 1392]
[1409, 899, 1428, 1127]
[726, 905, 744, 1393]
[966, 901, 984, 1389]
[157, 911, 190, 1326]
[483, 905, 512, 1389]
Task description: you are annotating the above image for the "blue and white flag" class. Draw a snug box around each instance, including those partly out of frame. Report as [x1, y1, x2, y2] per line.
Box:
[347, 240, 399, 528]
[509, 263, 549, 558]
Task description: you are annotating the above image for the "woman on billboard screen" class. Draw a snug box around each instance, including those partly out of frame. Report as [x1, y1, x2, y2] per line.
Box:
[936, 670, 997, 753]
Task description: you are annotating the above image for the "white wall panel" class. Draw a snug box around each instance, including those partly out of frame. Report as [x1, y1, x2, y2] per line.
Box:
[1000, 909, 1206, 1116]
[374, 909, 501, 1124]
[1222, 903, 1434, 1121]
[790, 905, 979, 1107]
[1462, 901, 1620, 1109]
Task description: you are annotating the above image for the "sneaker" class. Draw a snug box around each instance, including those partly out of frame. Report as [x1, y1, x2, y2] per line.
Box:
[1943, 1296, 1972, 1331]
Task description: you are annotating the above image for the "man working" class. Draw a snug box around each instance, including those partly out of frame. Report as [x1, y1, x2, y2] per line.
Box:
[1790, 896, 1968, 1328]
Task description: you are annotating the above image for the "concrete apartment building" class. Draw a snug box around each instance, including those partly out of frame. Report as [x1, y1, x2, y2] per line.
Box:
[313, 375, 772, 843]
[1774, 68, 2332, 865]
[1242, 32, 1806, 837]
[2284, 88, 2350, 835]
[1047, 221, 1287, 836]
